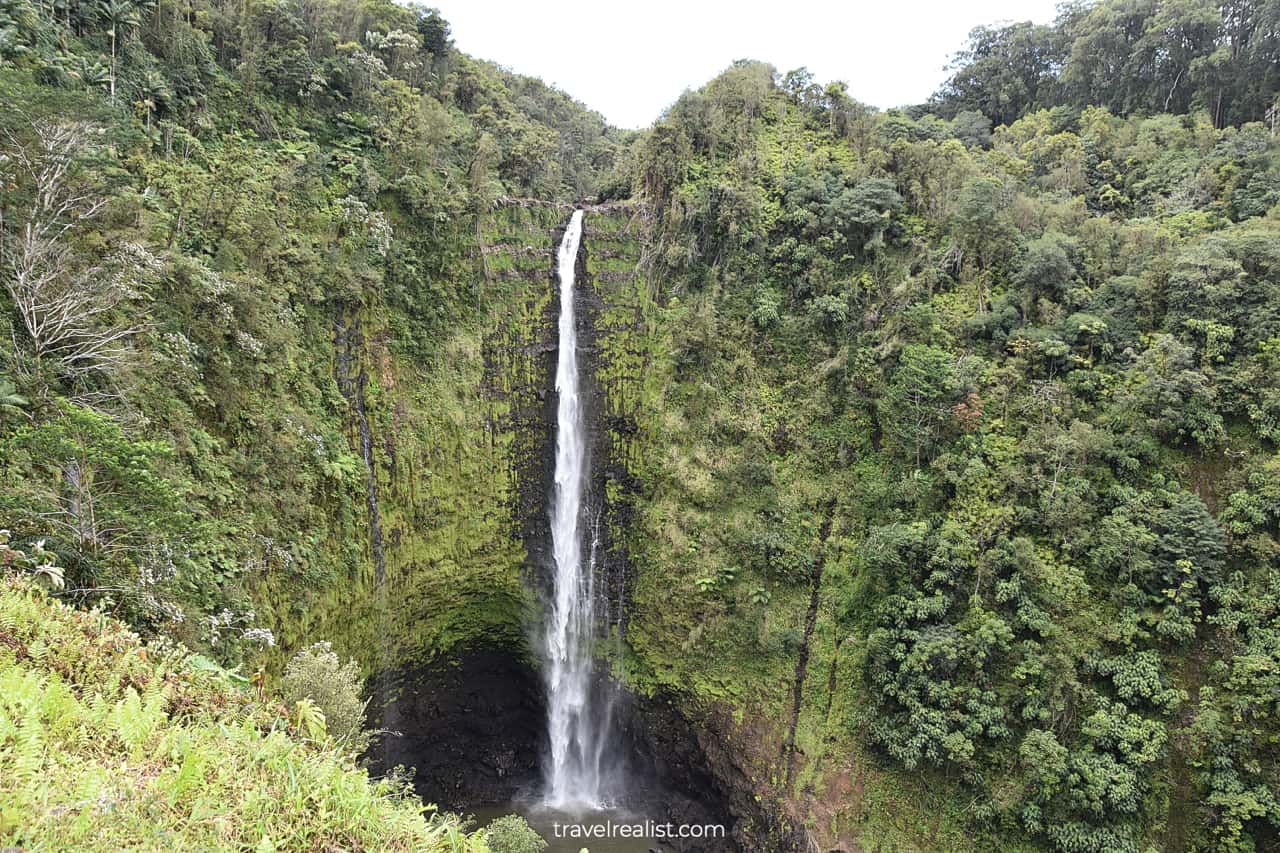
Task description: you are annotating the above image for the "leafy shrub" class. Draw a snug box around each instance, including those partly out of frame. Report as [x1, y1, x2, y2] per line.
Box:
[750, 286, 783, 329]
[484, 814, 547, 853]
[280, 642, 371, 754]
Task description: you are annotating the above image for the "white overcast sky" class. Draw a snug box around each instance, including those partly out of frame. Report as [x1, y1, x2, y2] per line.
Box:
[431, 0, 1061, 129]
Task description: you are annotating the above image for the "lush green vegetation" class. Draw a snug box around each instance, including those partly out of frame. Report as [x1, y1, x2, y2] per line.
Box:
[279, 640, 372, 753]
[2, 0, 1279, 851]
[0, 4, 594, 847]
[0, 576, 489, 850]
[483, 815, 547, 853]
[607, 15, 1280, 850]
[0, 0, 621, 672]
[932, 0, 1280, 128]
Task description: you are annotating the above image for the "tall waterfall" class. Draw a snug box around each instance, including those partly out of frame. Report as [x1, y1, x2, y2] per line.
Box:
[542, 209, 609, 809]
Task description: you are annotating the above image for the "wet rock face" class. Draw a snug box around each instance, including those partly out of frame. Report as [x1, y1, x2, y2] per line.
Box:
[365, 648, 744, 852]
[367, 650, 546, 805]
[628, 696, 810, 853]
[621, 695, 740, 853]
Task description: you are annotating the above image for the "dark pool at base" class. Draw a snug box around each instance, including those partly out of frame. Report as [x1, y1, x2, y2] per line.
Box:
[470, 803, 721, 853]
[366, 654, 738, 850]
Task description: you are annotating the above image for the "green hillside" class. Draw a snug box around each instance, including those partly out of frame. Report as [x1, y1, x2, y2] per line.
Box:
[0, 576, 487, 851]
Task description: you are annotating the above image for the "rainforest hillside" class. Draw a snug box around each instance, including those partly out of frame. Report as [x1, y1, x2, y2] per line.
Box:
[0, 0, 624, 668]
[613, 29, 1280, 853]
[2, 0, 1280, 851]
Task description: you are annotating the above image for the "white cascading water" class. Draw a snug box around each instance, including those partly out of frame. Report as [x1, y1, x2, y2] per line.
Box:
[543, 209, 605, 809]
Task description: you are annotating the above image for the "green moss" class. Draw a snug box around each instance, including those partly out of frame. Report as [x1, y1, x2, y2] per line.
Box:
[252, 205, 564, 677]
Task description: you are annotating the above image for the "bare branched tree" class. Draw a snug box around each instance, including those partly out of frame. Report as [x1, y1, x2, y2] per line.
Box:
[0, 118, 149, 399]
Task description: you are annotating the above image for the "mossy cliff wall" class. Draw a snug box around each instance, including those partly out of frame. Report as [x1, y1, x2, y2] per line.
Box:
[578, 209, 658, 637]
[256, 202, 572, 674]
[255, 199, 806, 848]
[254, 202, 656, 674]
[582, 222, 817, 851]
[580, 211, 815, 851]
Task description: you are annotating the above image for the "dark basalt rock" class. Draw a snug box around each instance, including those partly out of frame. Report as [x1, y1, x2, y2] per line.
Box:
[367, 650, 545, 805]
[367, 652, 743, 852]
[621, 694, 740, 853]
[629, 696, 808, 853]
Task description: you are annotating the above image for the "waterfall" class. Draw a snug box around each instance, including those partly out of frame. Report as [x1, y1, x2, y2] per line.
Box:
[542, 209, 609, 809]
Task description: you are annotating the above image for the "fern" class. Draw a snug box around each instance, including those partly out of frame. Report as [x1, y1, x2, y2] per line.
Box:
[11, 710, 46, 781]
[109, 684, 168, 753]
[164, 736, 209, 807]
[38, 677, 82, 742]
[86, 690, 110, 725]
[293, 699, 327, 741]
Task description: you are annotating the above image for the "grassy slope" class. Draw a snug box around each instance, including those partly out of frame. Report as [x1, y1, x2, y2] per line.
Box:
[0, 577, 486, 852]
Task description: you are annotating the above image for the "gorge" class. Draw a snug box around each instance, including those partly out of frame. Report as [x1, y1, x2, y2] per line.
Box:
[3, 1, 1280, 851]
[363, 203, 744, 851]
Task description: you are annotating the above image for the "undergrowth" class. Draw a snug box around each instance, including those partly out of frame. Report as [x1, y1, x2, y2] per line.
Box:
[0, 577, 489, 852]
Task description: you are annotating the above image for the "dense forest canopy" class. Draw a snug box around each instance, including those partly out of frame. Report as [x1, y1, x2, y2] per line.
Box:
[1, 0, 1280, 851]
[603, 4, 1280, 848]
[932, 0, 1280, 128]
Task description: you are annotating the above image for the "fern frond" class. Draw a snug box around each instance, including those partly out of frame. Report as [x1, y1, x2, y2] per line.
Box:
[293, 699, 327, 741]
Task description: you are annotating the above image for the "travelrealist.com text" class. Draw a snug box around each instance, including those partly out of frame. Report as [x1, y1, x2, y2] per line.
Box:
[551, 820, 727, 840]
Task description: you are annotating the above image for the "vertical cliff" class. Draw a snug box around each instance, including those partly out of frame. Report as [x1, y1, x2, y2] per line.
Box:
[273, 200, 660, 681]
[257, 202, 572, 676]
[261, 199, 808, 848]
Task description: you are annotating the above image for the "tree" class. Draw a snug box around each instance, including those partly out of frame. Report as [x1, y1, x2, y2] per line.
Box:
[0, 377, 28, 421]
[1121, 335, 1225, 448]
[0, 119, 149, 399]
[1014, 232, 1078, 321]
[934, 21, 1063, 125]
[936, 0, 1280, 128]
[780, 159, 902, 260]
[879, 345, 959, 467]
[3, 402, 179, 562]
[415, 7, 452, 58]
[95, 0, 147, 103]
[133, 68, 171, 130]
[951, 174, 1021, 315]
[950, 110, 993, 148]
